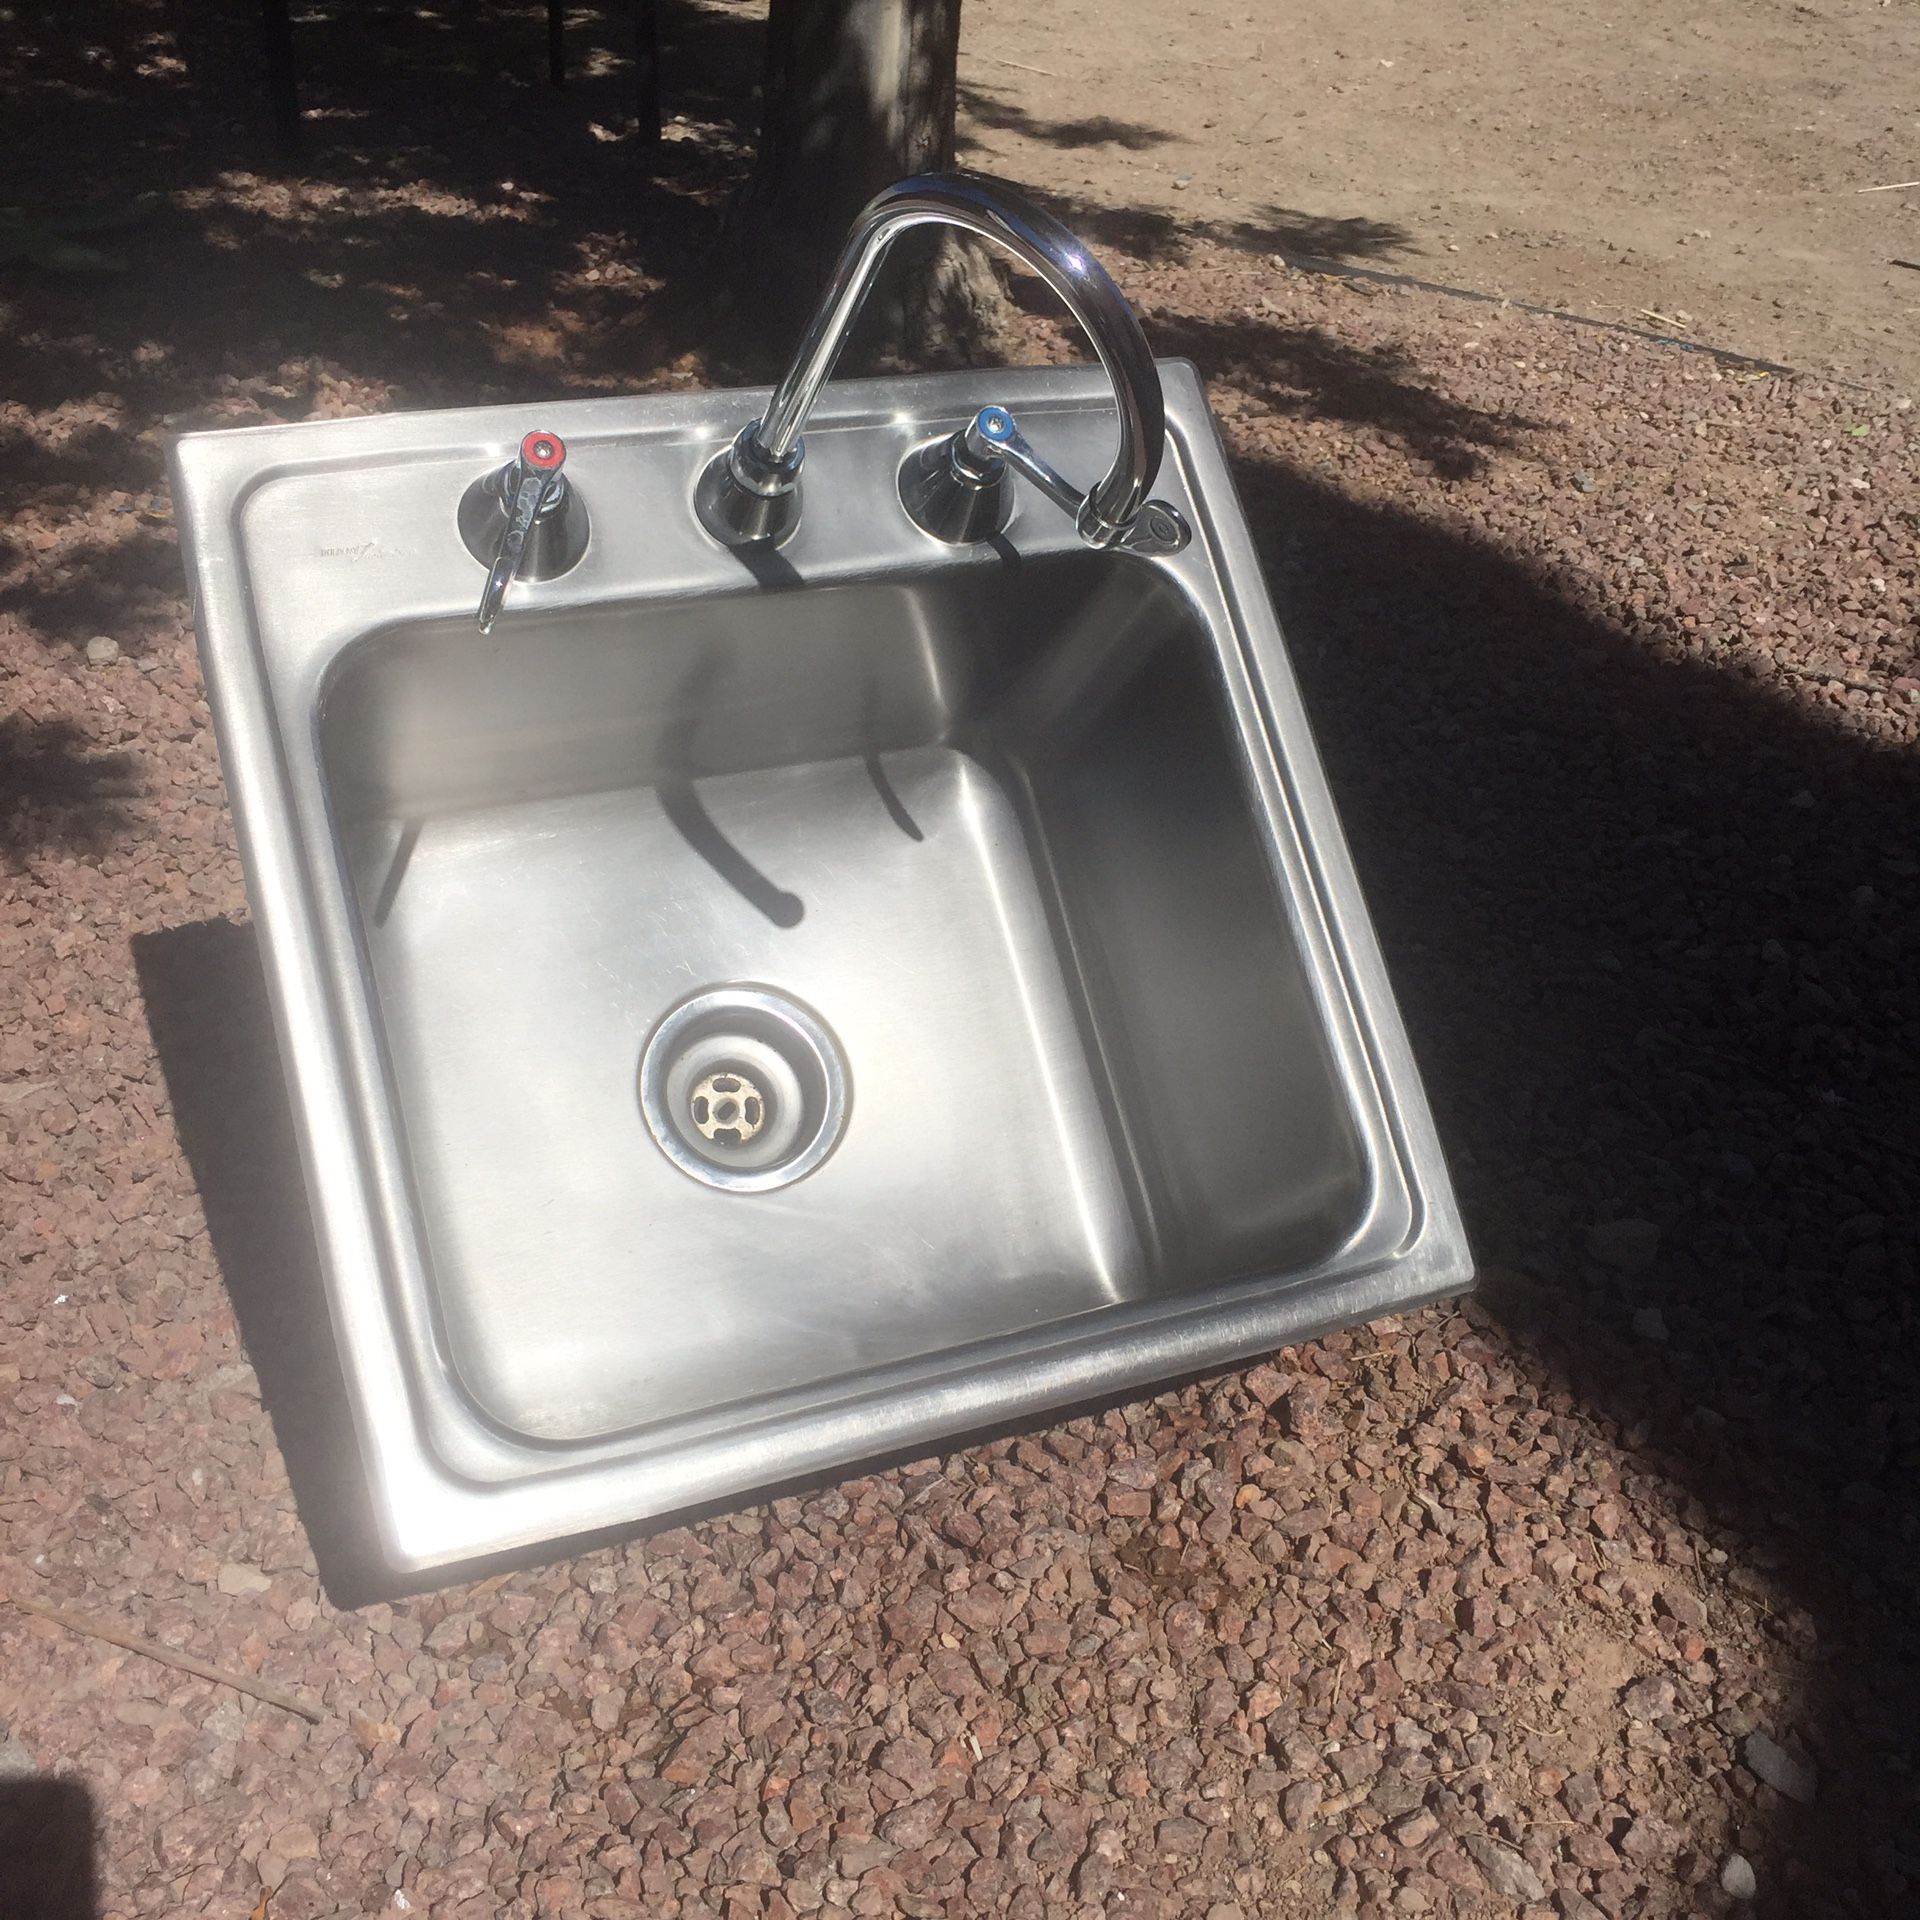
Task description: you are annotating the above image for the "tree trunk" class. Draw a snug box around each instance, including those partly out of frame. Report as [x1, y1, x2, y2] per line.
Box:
[720, 0, 1006, 363]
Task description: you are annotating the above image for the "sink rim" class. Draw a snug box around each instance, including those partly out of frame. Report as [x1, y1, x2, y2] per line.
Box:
[171, 360, 1472, 1572]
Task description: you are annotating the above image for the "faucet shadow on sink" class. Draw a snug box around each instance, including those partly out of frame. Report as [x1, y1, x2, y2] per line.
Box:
[318, 549, 1371, 1448]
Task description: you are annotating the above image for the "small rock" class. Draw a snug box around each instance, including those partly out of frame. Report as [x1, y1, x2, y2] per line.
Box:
[349, 1709, 401, 1749]
[1555, 1892, 1606, 1920]
[1720, 1852, 1758, 1901]
[1281, 1779, 1322, 1831]
[0, 1734, 38, 1780]
[1658, 1587, 1708, 1632]
[1278, 1380, 1327, 1442]
[1570, 471, 1595, 493]
[1164, 1601, 1208, 1660]
[1566, 1831, 1618, 1872]
[1390, 1808, 1439, 1848]
[216, 1562, 272, 1596]
[1631, 1306, 1669, 1342]
[84, 635, 121, 667]
[1744, 1730, 1817, 1804]
[1561, 1772, 1602, 1823]
[121, 1765, 167, 1807]
[833, 1835, 896, 1875]
[1245, 1681, 1287, 1721]
[1587, 1218, 1660, 1271]
[877, 1798, 942, 1850]
[269, 1821, 319, 1863]
[1619, 1814, 1683, 1865]
[1242, 1363, 1288, 1408]
[1156, 1816, 1205, 1856]
[1462, 1834, 1546, 1903]
[1621, 1674, 1677, 1721]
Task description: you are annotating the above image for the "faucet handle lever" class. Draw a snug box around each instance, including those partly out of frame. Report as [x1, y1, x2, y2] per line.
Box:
[964, 406, 1079, 522]
[461, 429, 588, 632]
[479, 432, 567, 634]
[912, 404, 1190, 556]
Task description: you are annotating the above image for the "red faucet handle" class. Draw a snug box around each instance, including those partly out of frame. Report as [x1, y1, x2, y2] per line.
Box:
[518, 429, 566, 472]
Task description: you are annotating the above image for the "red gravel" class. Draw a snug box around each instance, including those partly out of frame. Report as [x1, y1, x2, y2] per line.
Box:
[4, 9, 1919, 1920]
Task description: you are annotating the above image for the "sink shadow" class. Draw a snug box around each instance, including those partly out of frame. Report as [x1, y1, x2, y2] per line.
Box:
[0, 1773, 98, 1920]
[131, 917, 397, 1608]
[1232, 448, 1920, 1910]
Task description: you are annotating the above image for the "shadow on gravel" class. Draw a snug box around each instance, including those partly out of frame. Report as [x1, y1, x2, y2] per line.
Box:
[132, 918, 395, 1609]
[1244, 451, 1920, 1915]
[0, 0, 761, 641]
[0, 1775, 97, 1920]
[0, 718, 136, 867]
[1144, 308, 1533, 478]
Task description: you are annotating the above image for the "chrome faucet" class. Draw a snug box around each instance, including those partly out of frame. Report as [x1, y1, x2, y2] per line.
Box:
[458, 428, 591, 632]
[695, 171, 1189, 556]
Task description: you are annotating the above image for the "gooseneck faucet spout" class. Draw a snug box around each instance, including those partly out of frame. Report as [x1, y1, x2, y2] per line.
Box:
[695, 171, 1188, 554]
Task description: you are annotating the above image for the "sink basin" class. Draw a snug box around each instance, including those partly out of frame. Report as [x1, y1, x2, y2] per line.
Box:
[171, 362, 1470, 1571]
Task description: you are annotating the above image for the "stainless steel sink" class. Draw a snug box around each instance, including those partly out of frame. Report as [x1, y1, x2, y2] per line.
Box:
[171, 361, 1470, 1571]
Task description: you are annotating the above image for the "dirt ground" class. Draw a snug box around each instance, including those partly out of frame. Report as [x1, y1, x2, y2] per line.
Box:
[956, 0, 1920, 387]
[3, 3, 1919, 1919]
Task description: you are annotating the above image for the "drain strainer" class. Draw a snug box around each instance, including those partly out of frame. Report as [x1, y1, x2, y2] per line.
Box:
[688, 1069, 767, 1145]
[639, 987, 849, 1192]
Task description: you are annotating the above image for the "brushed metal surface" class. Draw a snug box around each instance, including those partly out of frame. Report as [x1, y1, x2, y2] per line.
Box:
[169, 362, 1472, 1572]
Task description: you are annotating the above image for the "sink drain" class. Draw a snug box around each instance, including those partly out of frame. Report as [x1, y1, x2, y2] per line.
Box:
[689, 1069, 767, 1146]
[639, 987, 849, 1192]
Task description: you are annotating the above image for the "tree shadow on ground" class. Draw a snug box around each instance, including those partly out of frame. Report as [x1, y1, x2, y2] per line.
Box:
[1144, 307, 1532, 478]
[958, 80, 1178, 154]
[0, 0, 1440, 658]
[1009, 187, 1415, 268]
[0, 0, 765, 474]
[0, 717, 136, 866]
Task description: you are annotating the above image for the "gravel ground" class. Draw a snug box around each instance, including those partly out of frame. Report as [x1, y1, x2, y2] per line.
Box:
[5, 10, 1920, 1920]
